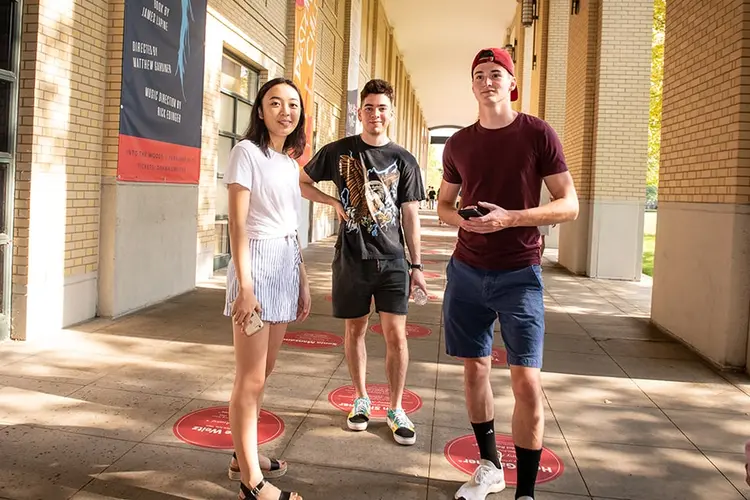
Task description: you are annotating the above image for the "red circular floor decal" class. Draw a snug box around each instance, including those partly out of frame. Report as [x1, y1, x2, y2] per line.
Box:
[325, 295, 332, 302]
[370, 323, 432, 338]
[491, 347, 507, 367]
[423, 260, 441, 265]
[422, 271, 441, 279]
[328, 383, 422, 418]
[284, 330, 343, 349]
[444, 434, 564, 485]
[173, 406, 283, 449]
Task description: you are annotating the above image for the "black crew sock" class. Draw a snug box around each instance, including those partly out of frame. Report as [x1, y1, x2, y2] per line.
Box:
[515, 445, 542, 499]
[471, 420, 501, 469]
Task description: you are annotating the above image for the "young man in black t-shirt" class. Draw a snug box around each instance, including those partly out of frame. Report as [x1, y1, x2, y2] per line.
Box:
[300, 79, 427, 446]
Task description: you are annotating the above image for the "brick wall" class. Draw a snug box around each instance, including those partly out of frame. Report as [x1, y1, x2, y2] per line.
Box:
[316, 0, 346, 110]
[15, 0, 108, 278]
[512, 1, 524, 113]
[102, 0, 123, 180]
[562, 0, 599, 200]
[660, 0, 750, 204]
[359, 0, 374, 78]
[196, 14, 223, 260]
[305, 0, 348, 226]
[533, 0, 548, 119]
[373, 5, 388, 79]
[209, 0, 287, 70]
[12, 0, 109, 336]
[543, 0, 569, 141]
[590, 0, 652, 201]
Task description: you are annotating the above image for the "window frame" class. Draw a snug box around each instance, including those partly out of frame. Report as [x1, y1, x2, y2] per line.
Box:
[214, 54, 260, 270]
[0, 0, 22, 339]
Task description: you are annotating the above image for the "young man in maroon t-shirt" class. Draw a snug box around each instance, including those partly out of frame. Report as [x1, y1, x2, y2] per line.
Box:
[438, 48, 579, 500]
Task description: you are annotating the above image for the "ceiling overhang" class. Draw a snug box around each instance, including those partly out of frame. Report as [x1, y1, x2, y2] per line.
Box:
[380, 0, 518, 128]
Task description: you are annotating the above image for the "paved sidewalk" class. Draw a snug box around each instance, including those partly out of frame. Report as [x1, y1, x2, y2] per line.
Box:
[1, 212, 749, 500]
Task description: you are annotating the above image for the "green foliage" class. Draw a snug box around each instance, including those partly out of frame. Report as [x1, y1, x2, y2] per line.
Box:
[648, 0, 665, 191]
[642, 234, 656, 277]
[425, 144, 444, 190]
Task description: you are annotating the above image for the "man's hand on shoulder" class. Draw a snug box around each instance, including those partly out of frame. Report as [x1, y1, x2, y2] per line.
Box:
[460, 202, 520, 234]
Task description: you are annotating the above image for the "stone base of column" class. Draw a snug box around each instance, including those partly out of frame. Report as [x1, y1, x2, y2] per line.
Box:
[589, 200, 645, 280]
[98, 182, 198, 318]
[651, 202, 750, 371]
[559, 200, 645, 280]
[558, 201, 591, 275]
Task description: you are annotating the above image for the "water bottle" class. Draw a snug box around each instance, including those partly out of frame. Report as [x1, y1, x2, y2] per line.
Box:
[412, 288, 428, 306]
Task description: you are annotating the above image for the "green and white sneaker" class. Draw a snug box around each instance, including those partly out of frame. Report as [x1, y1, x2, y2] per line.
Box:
[347, 396, 371, 431]
[386, 408, 416, 445]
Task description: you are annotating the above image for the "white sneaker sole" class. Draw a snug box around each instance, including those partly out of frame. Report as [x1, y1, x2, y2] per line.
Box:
[347, 418, 368, 431]
[393, 433, 416, 446]
[387, 416, 416, 446]
[454, 479, 506, 500]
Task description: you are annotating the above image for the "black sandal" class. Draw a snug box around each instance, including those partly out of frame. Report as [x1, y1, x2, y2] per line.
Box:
[239, 479, 301, 500]
[230, 452, 288, 480]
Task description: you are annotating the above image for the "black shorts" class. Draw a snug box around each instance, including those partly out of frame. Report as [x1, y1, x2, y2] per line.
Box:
[332, 251, 410, 319]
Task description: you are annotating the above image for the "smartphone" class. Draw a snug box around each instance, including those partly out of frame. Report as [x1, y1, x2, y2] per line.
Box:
[458, 206, 489, 220]
[243, 310, 264, 336]
[231, 301, 264, 336]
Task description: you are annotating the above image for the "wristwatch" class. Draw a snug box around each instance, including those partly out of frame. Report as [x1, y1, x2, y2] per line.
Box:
[410, 263, 424, 272]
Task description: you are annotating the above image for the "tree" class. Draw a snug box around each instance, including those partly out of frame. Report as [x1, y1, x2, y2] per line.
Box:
[426, 144, 444, 189]
[648, 0, 665, 195]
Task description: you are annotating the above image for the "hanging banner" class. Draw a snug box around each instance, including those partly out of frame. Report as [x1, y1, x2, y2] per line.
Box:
[117, 0, 207, 183]
[292, 0, 319, 166]
[344, 0, 362, 137]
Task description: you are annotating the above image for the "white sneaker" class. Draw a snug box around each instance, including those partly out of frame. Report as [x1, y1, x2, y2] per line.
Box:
[454, 459, 506, 500]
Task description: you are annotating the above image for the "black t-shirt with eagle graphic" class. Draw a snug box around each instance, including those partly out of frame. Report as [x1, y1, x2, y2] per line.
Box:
[304, 135, 425, 260]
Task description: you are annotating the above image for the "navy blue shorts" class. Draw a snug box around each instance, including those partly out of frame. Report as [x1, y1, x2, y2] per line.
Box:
[443, 257, 545, 368]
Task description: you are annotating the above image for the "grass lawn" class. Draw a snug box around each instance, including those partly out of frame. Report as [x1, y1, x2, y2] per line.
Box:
[642, 234, 655, 277]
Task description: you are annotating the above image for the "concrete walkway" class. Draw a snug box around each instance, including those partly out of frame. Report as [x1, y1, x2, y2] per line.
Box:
[1, 212, 749, 500]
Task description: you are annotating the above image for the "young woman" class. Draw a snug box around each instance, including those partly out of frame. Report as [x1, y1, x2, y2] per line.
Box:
[223, 78, 310, 500]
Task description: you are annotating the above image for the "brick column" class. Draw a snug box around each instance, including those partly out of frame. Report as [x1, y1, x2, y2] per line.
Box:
[540, 0, 569, 249]
[12, 0, 109, 339]
[340, 0, 362, 138]
[558, 0, 652, 280]
[652, 0, 750, 372]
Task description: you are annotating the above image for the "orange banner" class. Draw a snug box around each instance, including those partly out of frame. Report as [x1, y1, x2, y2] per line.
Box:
[117, 135, 201, 183]
[293, 0, 319, 166]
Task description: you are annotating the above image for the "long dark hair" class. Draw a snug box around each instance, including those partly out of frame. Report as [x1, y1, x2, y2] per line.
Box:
[243, 78, 306, 159]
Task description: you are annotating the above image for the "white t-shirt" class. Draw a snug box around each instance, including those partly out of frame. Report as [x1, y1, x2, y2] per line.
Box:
[223, 140, 301, 240]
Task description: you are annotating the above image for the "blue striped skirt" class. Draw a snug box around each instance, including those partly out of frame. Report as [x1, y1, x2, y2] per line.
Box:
[223, 234, 301, 323]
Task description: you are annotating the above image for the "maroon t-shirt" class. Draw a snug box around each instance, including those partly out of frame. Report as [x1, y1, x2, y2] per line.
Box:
[443, 113, 568, 270]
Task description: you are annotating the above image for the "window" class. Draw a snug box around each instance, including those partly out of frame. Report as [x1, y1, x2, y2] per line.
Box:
[214, 54, 260, 270]
[0, 0, 19, 339]
[0, 80, 11, 154]
[0, 0, 18, 155]
[0, 1, 16, 72]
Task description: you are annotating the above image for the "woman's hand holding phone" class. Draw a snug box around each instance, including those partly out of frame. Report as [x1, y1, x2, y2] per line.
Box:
[232, 287, 263, 335]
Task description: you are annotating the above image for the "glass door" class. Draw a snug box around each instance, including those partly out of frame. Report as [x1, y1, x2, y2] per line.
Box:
[0, 0, 22, 340]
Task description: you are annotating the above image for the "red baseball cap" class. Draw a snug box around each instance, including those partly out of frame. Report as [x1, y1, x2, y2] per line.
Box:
[471, 48, 518, 102]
